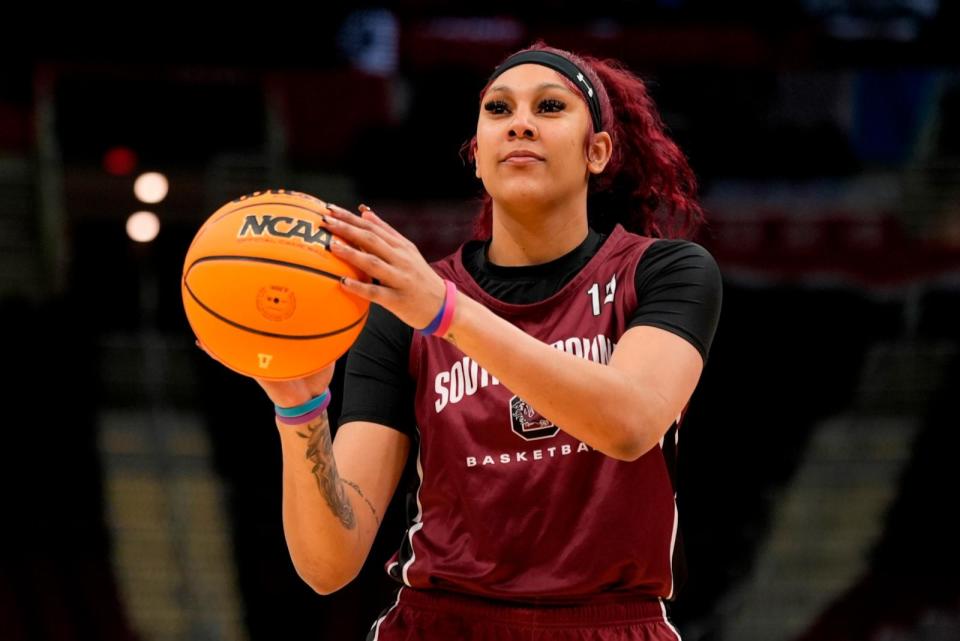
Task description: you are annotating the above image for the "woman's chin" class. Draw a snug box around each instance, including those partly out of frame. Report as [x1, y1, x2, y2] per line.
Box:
[489, 185, 555, 212]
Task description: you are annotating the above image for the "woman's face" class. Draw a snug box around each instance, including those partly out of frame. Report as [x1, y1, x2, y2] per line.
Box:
[474, 63, 610, 214]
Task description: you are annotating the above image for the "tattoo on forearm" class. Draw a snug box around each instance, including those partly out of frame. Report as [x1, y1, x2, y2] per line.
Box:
[342, 478, 381, 527]
[296, 414, 356, 530]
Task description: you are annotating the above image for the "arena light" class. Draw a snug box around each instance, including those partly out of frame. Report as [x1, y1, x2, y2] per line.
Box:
[134, 172, 169, 204]
[103, 146, 138, 176]
[127, 211, 160, 243]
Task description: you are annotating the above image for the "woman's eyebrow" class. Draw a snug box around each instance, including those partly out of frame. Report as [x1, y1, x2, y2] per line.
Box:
[487, 82, 574, 95]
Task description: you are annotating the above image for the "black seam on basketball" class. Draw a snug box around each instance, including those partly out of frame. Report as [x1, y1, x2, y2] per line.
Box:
[188, 255, 345, 281]
[183, 279, 368, 340]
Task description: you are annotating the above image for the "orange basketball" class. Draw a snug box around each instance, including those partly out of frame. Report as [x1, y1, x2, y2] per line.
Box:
[182, 189, 370, 381]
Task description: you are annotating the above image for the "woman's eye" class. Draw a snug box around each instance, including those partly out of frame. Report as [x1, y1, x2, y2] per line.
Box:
[539, 98, 566, 113]
[483, 98, 566, 115]
[484, 100, 509, 115]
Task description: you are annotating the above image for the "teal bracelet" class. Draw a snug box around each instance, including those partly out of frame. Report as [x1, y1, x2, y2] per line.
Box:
[275, 389, 330, 418]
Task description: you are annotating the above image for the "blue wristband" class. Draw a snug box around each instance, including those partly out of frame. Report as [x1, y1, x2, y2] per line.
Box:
[419, 280, 451, 335]
[275, 389, 330, 418]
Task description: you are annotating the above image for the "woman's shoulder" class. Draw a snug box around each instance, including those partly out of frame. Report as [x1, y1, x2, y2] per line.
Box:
[647, 237, 718, 265]
[624, 235, 723, 364]
[613, 228, 719, 274]
[625, 234, 722, 292]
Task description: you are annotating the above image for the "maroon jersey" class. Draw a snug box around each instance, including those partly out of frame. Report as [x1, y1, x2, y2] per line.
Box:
[383, 225, 687, 604]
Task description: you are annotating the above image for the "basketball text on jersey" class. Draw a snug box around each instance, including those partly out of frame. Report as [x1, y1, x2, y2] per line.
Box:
[237, 215, 333, 249]
[466, 440, 595, 468]
[434, 332, 616, 413]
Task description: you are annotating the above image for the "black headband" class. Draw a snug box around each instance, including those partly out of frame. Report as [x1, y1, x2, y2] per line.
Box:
[488, 50, 604, 133]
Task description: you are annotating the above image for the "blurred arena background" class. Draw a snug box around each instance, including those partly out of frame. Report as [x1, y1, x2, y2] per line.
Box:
[1, 2, 959, 640]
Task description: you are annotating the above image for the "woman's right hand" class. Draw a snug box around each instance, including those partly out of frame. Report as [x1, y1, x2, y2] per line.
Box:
[195, 339, 336, 408]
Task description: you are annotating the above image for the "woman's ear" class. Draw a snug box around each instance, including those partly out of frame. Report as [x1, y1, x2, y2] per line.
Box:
[587, 132, 613, 175]
[473, 143, 482, 178]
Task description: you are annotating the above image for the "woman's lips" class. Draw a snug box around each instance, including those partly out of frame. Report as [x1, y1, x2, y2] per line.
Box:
[502, 156, 543, 164]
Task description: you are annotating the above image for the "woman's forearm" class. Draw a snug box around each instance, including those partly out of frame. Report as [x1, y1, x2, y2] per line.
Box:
[442, 292, 667, 460]
[275, 412, 367, 594]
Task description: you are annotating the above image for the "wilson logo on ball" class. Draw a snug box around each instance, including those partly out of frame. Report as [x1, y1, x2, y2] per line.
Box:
[238, 215, 332, 249]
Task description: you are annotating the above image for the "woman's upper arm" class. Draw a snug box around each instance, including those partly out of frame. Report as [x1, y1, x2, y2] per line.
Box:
[608, 325, 704, 438]
[609, 240, 722, 441]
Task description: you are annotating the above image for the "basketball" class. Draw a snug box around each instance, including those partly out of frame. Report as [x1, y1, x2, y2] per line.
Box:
[182, 189, 370, 380]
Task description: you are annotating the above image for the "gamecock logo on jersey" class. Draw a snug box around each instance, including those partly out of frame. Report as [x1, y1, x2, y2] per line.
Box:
[509, 395, 559, 441]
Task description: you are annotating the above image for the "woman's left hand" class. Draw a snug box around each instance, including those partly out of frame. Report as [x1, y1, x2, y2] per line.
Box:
[324, 203, 447, 330]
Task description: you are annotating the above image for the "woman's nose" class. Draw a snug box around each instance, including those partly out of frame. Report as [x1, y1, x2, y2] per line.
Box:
[508, 110, 538, 140]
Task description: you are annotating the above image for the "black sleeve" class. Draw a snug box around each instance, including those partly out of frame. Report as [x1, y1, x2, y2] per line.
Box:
[628, 239, 723, 365]
[338, 303, 417, 437]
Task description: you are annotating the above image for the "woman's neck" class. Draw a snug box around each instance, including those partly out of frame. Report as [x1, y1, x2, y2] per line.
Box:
[487, 204, 589, 267]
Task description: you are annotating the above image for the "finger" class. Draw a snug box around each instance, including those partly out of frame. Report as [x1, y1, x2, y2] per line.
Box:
[329, 203, 410, 253]
[325, 208, 399, 260]
[357, 204, 410, 247]
[330, 236, 398, 283]
[328, 203, 398, 242]
[326, 203, 360, 219]
[339, 275, 396, 305]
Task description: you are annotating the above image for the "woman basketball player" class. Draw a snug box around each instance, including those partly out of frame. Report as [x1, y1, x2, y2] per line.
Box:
[215, 42, 722, 640]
